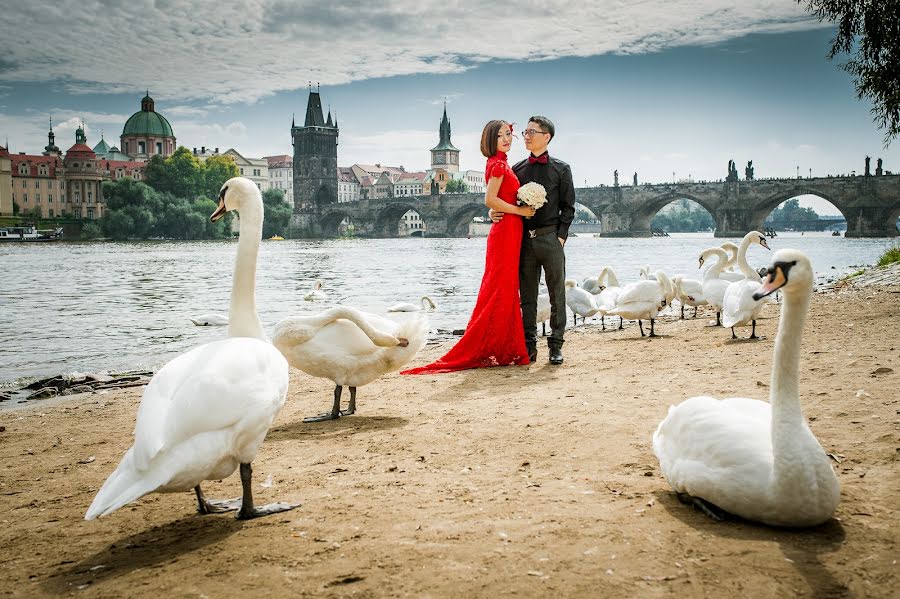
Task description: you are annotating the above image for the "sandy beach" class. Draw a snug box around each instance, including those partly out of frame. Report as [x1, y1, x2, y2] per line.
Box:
[1, 276, 898, 598]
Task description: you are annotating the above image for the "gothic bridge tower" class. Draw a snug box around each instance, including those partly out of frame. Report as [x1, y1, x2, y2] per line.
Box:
[291, 87, 338, 237]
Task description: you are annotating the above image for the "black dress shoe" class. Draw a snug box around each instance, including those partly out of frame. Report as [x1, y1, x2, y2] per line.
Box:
[528, 348, 538, 363]
[549, 347, 563, 365]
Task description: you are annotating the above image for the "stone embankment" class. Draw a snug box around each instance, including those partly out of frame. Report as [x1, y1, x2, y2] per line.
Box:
[841, 262, 900, 289]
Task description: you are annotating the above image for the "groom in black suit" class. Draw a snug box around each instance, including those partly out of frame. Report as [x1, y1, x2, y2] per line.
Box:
[491, 116, 575, 364]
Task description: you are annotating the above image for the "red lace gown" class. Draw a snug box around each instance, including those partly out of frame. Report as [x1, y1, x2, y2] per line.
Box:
[403, 151, 529, 374]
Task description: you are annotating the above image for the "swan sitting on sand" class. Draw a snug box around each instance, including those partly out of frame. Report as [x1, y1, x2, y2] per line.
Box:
[653, 249, 840, 527]
[86, 177, 297, 521]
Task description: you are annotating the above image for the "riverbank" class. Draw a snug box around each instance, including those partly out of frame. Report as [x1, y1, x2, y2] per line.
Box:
[1, 284, 898, 598]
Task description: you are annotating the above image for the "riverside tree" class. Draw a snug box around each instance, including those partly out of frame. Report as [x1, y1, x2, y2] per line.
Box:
[262, 188, 293, 239]
[799, 0, 900, 146]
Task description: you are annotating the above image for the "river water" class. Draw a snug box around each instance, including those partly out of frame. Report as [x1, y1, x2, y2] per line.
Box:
[1, 232, 894, 390]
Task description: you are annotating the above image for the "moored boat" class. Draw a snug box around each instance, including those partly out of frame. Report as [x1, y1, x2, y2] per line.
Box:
[0, 225, 64, 242]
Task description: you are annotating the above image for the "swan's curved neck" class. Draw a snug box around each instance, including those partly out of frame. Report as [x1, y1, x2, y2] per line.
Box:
[770, 279, 813, 483]
[602, 267, 620, 288]
[737, 235, 761, 280]
[228, 206, 265, 340]
[703, 251, 727, 280]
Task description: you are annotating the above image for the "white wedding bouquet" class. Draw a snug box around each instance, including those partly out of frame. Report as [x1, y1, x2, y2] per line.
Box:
[516, 182, 547, 215]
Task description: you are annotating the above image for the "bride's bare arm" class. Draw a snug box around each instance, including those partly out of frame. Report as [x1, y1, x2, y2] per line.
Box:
[484, 176, 535, 217]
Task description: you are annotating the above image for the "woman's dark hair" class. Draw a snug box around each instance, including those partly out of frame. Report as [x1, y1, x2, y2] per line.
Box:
[480, 120, 508, 157]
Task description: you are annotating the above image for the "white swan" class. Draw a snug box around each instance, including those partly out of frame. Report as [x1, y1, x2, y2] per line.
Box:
[564, 278, 599, 325]
[536, 292, 552, 336]
[718, 241, 745, 282]
[388, 296, 437, 313]
[699, 247, 732, 326]
[86, 177, 297, 521]
[671, 275, 706, 319]
[608, 270, 672, 337]
[595, 266, 624, 330]
[272, 307, 427, 422]
[189, 313, 229, 326]
[580, 275, 603, 295]
[303, 280, 327, 301]
[653, 249, 840, 526]
[722, 231, 771, 339]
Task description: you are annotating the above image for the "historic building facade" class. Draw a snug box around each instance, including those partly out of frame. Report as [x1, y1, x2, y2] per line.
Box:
[291, 89, 339, 217]
[120, 93, 176, 160]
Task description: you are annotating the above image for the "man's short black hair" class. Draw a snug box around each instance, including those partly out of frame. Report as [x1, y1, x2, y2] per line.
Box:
[528, 115, 555, 141]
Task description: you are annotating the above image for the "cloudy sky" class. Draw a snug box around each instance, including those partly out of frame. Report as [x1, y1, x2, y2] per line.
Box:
[2, 0, 897, 215]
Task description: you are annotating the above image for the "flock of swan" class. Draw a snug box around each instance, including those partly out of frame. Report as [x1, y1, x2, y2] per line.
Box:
[563, 232, 775, 339]
[86, 177, 839, 530]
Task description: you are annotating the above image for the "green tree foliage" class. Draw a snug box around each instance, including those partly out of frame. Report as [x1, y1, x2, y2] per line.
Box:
[143, 146, 238, 200]
[651, 200, 714, 232]
[445, 179, 469, 193]
[100, 178, 232, 240]
[12, 201, 20, 215]
[79, 221, 103, 240]
[261, 188, 293, 238]
[764, 198, 822, 230]
[799, 1, 900, 146]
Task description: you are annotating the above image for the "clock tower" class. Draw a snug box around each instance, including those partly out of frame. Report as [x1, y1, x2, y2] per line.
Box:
[430, 103, 459, 172]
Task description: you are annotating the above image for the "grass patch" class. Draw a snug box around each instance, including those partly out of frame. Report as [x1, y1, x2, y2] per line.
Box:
[877, 245, 900, 267]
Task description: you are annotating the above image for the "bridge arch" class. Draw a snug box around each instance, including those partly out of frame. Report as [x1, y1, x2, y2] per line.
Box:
[630, 192, 717, 232]
[749, 188, 848, 232]
[373, 202, 425, 237]
[319, 210, 351, 237]
[447, 203, 488, 237]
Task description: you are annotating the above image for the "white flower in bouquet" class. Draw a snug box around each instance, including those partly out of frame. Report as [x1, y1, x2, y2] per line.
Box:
[517, 182, 547, 213]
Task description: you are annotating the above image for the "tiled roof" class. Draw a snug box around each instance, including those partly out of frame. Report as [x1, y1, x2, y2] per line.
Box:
[65, 143, 96, 157]
[11, 154, 62, 177]
[264, 154, 291, 166]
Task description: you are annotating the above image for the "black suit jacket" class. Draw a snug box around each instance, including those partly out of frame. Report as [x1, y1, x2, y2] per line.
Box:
[512, 153, 576, 240]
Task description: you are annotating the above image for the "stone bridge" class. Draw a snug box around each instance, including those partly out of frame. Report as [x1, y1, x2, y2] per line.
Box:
[291, 174, 900, 238]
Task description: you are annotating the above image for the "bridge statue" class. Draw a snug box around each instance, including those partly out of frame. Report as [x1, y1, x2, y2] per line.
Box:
[633, 172, 638, 186]
[865, 156, 871, 177]
[726, 160, 739, 182]
[745, 160, 754, 181]
[876, 158, 883, 176]
[614, 170, 619, 186]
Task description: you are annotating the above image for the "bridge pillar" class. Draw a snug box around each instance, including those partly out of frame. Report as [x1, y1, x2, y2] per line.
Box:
[713, 208, 755, 238]
[290, 213, 326, 238]
[844, 206, 900, 238]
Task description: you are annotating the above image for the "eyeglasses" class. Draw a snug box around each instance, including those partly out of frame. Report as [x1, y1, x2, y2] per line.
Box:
[522, 129, 548, 137]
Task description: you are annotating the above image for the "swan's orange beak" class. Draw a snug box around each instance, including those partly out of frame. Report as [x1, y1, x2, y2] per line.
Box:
[754, 263, 789, 300]
[210, 197, 227, 222]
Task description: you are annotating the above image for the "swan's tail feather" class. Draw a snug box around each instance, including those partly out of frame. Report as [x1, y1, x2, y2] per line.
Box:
[85, 451, 164, 520]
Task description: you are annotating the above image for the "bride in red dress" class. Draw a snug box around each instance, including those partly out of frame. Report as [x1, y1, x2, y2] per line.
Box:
[402, 120, 536, 374]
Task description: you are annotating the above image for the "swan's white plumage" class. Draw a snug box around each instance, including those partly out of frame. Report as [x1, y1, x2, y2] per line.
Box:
[595, 267, 622, 315]
[536, 292, 551, 326]
[564, 278, 599, 321]
[273, 307, 427, 387]
[190, 313, 228, 326]
[722, 231, 770, 329]
[303, 280, 327, 301]
[86, 176, 289, 520]
[608, 270, 671, 321]
[388, 296, 437, 313]
[672, 276, 706, 309]
[653, 249, 840, 527]
[699, 248, 731, 317]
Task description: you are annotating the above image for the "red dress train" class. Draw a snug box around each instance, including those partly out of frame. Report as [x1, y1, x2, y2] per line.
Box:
[402, 151, 529, 374]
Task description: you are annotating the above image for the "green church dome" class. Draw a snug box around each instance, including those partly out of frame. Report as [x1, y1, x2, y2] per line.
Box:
[122, 93, 174, 138]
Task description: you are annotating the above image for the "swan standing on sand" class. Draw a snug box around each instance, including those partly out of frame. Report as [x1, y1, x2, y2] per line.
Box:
[699, 247, 732, 326]
[608, 270, 672, 337]
[272, 307, 427, 422]
[653, 249, 839, 526]
[388, 296, 437, 313]
[671, 275, 705, 319]
[565, 278, 600, 325]
[189, 313, 229, 326]
[722, 231, 771, 339]
[303, 280, 327, 301]
[86, 177, 297, 521]
[595, 266, 624, 330]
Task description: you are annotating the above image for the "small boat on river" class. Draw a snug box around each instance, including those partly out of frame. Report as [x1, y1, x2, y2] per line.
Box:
[0, 225, 64, 242]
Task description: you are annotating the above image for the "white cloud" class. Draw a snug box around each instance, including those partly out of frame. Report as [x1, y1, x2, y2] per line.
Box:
[0, 1, 825, 104]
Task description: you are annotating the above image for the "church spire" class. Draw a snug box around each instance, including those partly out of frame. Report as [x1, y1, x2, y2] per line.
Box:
[44, 115, 60, 155]
[431, 100, 459, 152]
[304, 85, 325, 127]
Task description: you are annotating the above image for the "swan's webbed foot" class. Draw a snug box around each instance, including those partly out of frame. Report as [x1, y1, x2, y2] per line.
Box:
[303, 384, 343, 423]
[749, 320, 760, 339]
[676, 492, 727, 521]
[235, 463, 299, 520]
[195, 485, 240, 514]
